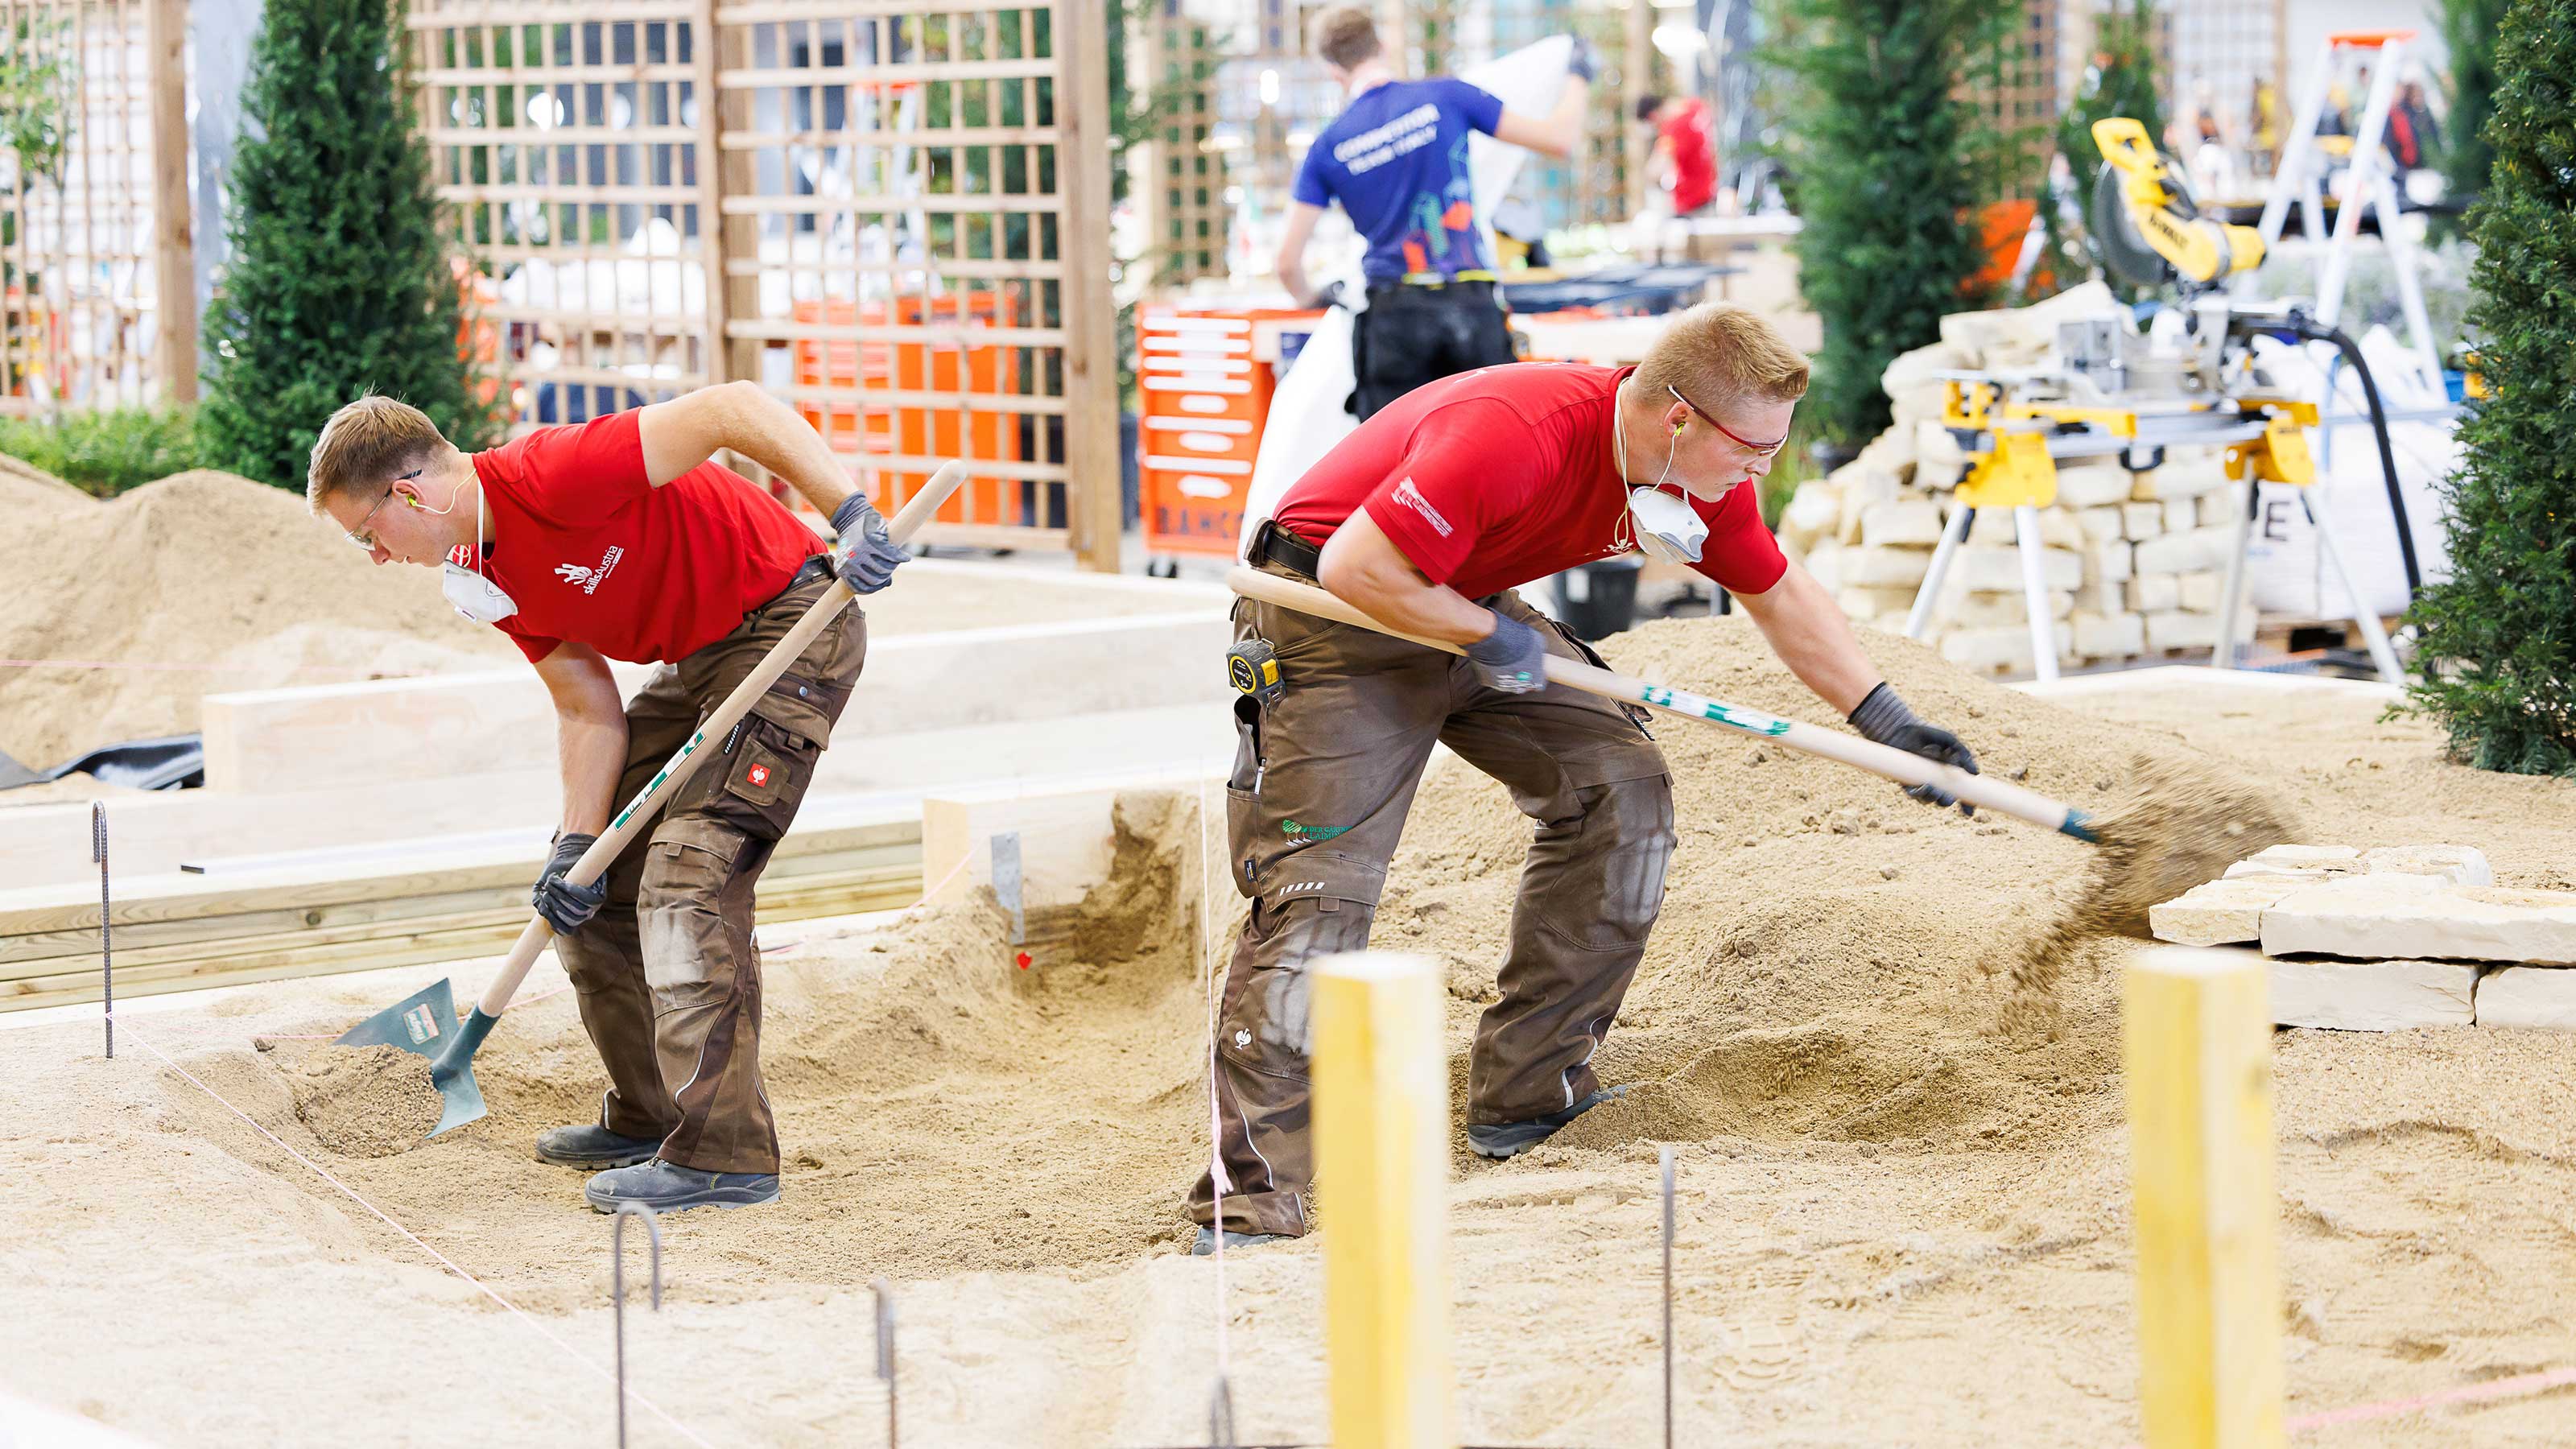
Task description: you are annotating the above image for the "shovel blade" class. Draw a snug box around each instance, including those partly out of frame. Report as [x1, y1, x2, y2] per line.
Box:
[334, 979, 460, 1061]
[424, 1005, 503, 1138]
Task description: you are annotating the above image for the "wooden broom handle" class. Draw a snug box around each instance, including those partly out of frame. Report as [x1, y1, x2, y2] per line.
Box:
[476, 462, 969, 1017]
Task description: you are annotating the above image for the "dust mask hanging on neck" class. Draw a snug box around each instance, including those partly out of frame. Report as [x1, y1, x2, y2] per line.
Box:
[1617, 398, 1707, 564]
[439, 485, 518, 624]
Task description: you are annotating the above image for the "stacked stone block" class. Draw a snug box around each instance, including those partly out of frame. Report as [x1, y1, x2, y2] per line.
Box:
[2146, 844, 2576, 1032]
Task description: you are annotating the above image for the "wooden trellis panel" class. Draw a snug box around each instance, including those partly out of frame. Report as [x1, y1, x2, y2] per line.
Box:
[1, 0, 192, 416]
[1139, 0, 1224, 287]
[407, 0, 1120, 568]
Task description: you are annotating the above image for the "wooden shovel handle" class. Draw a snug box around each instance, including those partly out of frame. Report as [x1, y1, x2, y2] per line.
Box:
[1224, 566, 2095, 840]
[476, 462, 969, 1017]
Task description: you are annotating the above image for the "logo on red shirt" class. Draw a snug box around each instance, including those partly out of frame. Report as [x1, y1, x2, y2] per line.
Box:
[552, 545, 625, 595]
[1390, 477, 1454, 538]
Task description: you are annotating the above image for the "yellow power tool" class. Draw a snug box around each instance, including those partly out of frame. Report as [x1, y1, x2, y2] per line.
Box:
[2089, 117, 2265, 293]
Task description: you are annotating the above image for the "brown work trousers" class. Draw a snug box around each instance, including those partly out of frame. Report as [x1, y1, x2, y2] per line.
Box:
[551, 563, 864, 1176]
[1190, 568, 1676, 1236]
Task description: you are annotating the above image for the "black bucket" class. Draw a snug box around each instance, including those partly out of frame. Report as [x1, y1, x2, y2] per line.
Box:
[1550, 556, 1645, 642]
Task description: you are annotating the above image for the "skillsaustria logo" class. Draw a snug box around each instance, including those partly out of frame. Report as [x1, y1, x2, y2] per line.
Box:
[1281, 819, 1351, 841]
[554, 545, 625, 595]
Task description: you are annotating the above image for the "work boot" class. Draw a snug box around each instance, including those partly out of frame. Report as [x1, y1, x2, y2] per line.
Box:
[534, 1122, 663, 1170]
[584, 1158, 780, 1214]
[1191, 1226, 1290, 1257]
[1465, 1085, 1631, 1161]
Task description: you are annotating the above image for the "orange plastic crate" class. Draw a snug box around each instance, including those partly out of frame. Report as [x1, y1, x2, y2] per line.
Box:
[795, 292, 1025, 529]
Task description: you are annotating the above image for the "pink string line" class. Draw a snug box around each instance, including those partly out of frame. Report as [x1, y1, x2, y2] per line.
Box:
[118, 1018, 722, 1449]
[2285, 1364, 2576, 1432]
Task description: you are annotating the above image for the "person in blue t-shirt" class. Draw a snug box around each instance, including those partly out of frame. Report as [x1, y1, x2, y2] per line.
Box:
[1277, 6, 1592, 419]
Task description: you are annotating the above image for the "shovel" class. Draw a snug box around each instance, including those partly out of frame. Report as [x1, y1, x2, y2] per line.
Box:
[1225, 566, 2100, 840]
[340, 462, 970, 1137]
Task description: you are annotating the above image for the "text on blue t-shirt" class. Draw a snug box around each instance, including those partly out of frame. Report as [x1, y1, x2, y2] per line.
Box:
[1291, 76, 1505, 282]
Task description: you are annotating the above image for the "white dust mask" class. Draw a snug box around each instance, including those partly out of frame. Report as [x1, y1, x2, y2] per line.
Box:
[1627, 485, 1707, 564]
[440, 483, 517, 624]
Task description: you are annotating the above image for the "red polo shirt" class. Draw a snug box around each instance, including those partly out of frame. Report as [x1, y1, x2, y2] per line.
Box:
[452, 410, 824, 664]
[1269, 362, 1786, 599]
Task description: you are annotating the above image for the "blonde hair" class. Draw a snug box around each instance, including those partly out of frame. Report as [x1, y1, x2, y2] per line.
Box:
[306, 395, 451, 514]
[1629, 303, 1811, 413]
[1308, 5, 1382, 70]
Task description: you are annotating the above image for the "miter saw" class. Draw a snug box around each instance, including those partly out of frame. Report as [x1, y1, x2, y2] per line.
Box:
[1897, 117, 2417, 684]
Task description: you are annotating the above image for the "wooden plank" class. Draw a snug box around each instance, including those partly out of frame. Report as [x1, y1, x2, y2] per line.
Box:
[715, 126, 1061, 150]
[716, 0, 1031, 20]
[688, 0, 729, 385]
[1054, 0, 1121, 573]
[0, 819, 920, 937]
[3, 869, 923, 1011]
[405, 0, 698, 27]
[0, 840, 918, 970]
[2124, 943, 2285, 1448]
[1314, 952, 1455, 1448]
[716, 58, 1055, 87]
[146, 0, 196, 404]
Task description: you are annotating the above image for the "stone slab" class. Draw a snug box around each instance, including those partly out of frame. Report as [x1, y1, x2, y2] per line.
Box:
[2076, 506, 2125, 543]
[2362, 845, 2494, 887]
[2273, 956, 2482, 1030]
[2261, 883, 2576, 965]
[2475, 967, 2576, 1030]
[1952, 545, 2083, 592]
[1860, 498, 1945, 547]
[2054, 464, 2137, 510]
[2149, 876, 2301, 946]
[2134, 525, 2239, 575]
[2161, 497, 2198, 534]
[2120, 501, 2165, 540]
[2131, 572, 2180, 612]
[2071, 609, 2146, 660]
[2130, 452, 2232, 501]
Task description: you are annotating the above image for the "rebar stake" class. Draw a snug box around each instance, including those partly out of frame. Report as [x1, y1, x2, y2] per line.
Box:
[613, 1203, 663, 1449]
[1208, 1374, 1237, 1448]
[1661, 1144, 1676, 1449]
[873, 1276, 898, 1448]
[92, 803, 111, 1059]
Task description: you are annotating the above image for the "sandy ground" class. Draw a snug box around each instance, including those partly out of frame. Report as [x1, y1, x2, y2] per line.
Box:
[4, 625, 2573, 1447]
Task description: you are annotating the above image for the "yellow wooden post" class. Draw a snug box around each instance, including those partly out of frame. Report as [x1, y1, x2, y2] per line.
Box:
[2124, 943, 2285, 1449]
[1313, 952, 1455, 1449]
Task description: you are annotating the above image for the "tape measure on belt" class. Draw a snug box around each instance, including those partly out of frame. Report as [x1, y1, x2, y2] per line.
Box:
[1227, 638, 1287, 706]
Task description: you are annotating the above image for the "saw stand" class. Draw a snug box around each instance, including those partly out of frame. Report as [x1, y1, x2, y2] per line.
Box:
[2251, 29, 2445, 390]
[1903, 427, 2069, 683]
[1904, 378, 2406, 686]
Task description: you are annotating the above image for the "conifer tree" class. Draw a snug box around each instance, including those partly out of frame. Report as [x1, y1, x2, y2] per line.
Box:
[2436, 0, 2507, 213]
[198, 0, 493, 486]
[2402, 0, 2576, 775]
[1769, 0, 2017, 446]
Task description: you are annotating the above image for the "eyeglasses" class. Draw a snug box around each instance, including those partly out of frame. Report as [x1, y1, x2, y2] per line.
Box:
[1668, 385, 1789, 457]
[343, 469, 423, 551]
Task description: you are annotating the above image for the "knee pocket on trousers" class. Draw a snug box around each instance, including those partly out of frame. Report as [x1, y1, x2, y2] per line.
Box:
[1219, 896, 1376, 1072]
[1546, 776, 1678, 951]
[638, 820, 748, 1010]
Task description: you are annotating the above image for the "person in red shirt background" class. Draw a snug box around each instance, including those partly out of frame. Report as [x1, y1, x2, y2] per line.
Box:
[304, 382, 906, 1214]
[1195, 303, 1977, 1253]
[1637, 93, 1719, 217]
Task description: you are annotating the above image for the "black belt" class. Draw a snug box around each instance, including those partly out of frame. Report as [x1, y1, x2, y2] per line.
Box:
[1246, 520, 1322, 580]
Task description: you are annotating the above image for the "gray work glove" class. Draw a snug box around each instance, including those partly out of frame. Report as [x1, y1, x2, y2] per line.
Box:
[1566, 35, 1598, 83]
[828, 493, 910, 595]
[1847, 682, 1978, 815]
[532, 832, 609, 934]
[1466, 610, 1550, 695]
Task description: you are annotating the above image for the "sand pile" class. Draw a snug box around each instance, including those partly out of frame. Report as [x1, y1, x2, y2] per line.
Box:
[0, 469, 516, 766]
[1, 452, 96, 516]
[1361, 616, 2294, 1160]
[288, 1046, 442, 1155]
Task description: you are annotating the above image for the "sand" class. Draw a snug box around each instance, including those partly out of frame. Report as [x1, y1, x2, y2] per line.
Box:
[0, 469, 1212, 770]
[0, 470, 518, 766]
[4, 639, 2574, 1445]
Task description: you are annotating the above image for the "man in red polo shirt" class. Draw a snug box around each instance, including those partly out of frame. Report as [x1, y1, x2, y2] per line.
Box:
[1195, 303, 1977, 1253]
[304, 382, 906, 1213]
